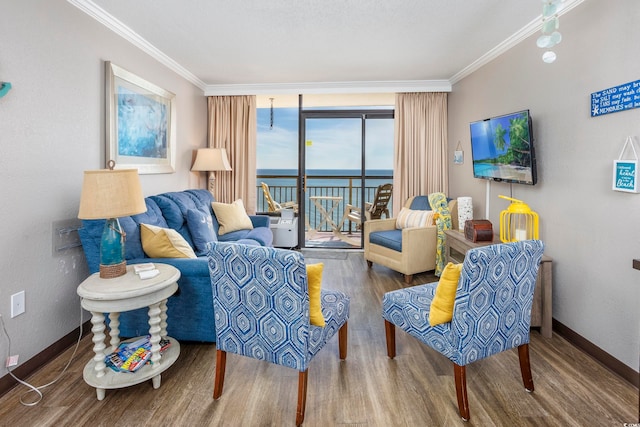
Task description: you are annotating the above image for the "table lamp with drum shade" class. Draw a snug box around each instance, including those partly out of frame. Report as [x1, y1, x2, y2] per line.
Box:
[78, 161, 147, 278]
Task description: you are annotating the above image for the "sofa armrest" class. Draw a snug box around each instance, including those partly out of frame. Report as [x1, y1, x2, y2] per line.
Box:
[250, 214, 270, 229]
[129, 257, 210, 277]
[365, 218, 397, 233]
[401, 225, 438, 270]
[401, 225, 437, 247]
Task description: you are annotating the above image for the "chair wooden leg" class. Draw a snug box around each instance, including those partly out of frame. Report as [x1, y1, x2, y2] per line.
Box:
[404, 274, 412, 284]
[518, 343, 535, 392]
[366, 260, 372, 268]
[454, 363, 470, 421]
[384, 320, 396, 359]
[338, 321, 348, 360]
[213, 349, 226, 400]
[296, 370, 308, 426]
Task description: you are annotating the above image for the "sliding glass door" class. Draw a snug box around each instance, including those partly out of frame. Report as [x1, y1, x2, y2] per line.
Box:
[256, 95, 393, 249]
[299, 109, 393, 249]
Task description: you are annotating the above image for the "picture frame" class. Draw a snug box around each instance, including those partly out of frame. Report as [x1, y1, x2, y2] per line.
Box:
[105, 61, 176, 174]
[453, 140, 464, 165]
[612, 160, 638, 193]
[612, 136, 639, 193]
[454, 150, 464, 165]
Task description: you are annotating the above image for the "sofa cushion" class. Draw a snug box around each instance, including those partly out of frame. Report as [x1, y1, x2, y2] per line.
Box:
[235, 238, 262, 246]
[140, 223, 197, 259]
[212, 199, 254, 235]
[186, 207, 218, 256]
[369, 229, 403, 252]
[409, 195, 432, 210]
[150, 192, 203, 248]
[126, 198, 168, 259]
[244, 227, 274, 246]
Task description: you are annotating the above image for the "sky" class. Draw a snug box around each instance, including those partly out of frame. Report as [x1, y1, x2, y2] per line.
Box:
[256, 107, 394, 170]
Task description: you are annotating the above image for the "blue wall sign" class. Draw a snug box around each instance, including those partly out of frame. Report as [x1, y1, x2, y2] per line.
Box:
[591, 79, 640, 117]
[613, 160, 638, 193]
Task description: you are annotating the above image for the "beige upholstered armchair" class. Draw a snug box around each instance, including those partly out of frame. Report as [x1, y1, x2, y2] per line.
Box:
[364, 196, 458, 283]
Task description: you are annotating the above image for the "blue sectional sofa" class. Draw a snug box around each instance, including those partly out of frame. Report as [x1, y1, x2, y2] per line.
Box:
[78, 189, 273, 342]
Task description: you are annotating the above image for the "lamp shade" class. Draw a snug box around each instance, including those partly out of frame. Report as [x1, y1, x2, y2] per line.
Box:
[191, 148, 232, 172]
[78, 168, 147, 219]
[78, 166, 146, 279]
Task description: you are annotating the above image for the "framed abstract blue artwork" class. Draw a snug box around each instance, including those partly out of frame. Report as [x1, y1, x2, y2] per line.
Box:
[105, 61, 176, 174]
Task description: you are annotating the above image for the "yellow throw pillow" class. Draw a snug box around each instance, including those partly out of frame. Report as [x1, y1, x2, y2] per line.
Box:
[429, 262, 462, 326]
[306, 263, 325, 327]
[140, 224, 197, 259]
[211, 199, 254, 235]
[395, 207, 435, 229]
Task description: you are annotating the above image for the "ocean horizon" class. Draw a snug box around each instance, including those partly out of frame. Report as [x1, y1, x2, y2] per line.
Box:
[256, 169, 394, 219]
[257, 168, 393, 188]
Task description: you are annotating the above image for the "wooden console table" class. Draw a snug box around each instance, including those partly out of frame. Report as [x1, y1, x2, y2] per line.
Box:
[444, 230, 553, 338]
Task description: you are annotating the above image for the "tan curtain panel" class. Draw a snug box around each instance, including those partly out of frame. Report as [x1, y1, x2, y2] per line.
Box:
[393, 92, 448, 214]
[207, 95, 257, 213]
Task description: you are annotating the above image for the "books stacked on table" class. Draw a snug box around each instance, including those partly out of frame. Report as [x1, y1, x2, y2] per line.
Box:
[105, 335, 171, 373]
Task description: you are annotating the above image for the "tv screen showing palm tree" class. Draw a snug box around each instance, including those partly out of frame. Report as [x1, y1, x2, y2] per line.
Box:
[469, 110, 537, 185]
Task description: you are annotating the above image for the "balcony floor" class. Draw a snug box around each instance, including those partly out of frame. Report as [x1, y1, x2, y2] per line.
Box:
[304, 230, 362, 249]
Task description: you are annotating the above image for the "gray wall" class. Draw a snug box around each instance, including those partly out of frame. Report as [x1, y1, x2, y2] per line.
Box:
[448, 0, 639, 371]
[0, 0, 207, 376]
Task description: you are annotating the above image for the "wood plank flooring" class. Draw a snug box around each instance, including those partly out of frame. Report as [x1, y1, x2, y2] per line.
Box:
[0, 251, 637, 426]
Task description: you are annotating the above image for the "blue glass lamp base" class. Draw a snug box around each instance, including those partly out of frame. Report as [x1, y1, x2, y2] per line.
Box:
[99, 218, 127, 278]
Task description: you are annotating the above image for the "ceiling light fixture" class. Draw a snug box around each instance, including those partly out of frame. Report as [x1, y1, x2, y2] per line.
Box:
[269, 97, 274, 130]
[537, 0, 563, 63]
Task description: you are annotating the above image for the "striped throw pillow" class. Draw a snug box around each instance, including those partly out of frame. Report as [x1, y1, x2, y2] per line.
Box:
[395, 208, 435, 229]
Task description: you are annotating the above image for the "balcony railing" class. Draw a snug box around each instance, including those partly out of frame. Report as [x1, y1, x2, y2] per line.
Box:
[257, 174, 393, 233]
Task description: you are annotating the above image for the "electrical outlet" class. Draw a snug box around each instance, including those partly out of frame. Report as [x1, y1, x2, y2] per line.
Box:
[11, 291, 25, 318]
[6, 355, 18, 367]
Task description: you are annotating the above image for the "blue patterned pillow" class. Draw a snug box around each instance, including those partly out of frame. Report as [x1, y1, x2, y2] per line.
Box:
[186, 207, 217, 256]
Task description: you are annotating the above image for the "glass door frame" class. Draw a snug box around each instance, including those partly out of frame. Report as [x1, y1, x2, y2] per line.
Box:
[296, 95, 394, 248]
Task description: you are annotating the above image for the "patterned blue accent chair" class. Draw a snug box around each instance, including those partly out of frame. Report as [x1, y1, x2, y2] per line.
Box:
[382, 240, 544, 421]
[206, 242, 350, 426]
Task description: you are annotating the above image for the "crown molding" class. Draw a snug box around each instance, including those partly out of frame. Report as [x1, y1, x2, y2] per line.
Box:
[451, 0, 585, 85]
[70, 0, 584, 94]
[67, 0, 207, 90]
[203, 80, 452, 96]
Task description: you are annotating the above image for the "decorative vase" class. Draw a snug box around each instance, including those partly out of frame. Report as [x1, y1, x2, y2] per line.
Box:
[457, 197, 473, 231]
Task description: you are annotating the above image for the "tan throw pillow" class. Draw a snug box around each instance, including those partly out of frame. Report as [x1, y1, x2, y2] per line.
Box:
[395, 207, 435, 229]
[140, 224, 197, 259]
[211, 199, 254, 235]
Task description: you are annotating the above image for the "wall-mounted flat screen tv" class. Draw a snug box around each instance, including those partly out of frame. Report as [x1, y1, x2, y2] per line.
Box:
[469, 110, 537, 185]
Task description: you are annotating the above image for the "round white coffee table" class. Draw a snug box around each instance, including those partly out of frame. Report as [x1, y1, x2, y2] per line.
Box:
[77, 263, 181, 400]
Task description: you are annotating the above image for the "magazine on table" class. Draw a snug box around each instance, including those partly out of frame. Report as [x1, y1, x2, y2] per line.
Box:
[104, 335, 171, 373]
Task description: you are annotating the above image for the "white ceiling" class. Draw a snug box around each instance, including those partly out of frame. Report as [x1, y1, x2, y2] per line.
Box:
[69, 0, 583, 95]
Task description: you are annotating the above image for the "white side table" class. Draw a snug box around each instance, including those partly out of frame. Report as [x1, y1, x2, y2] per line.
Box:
[77, 263, 181, 400]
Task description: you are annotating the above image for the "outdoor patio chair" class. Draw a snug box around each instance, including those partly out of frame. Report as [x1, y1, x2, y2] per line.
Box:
[340, 182, 392, 231]
[261, 182, 298, 213]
